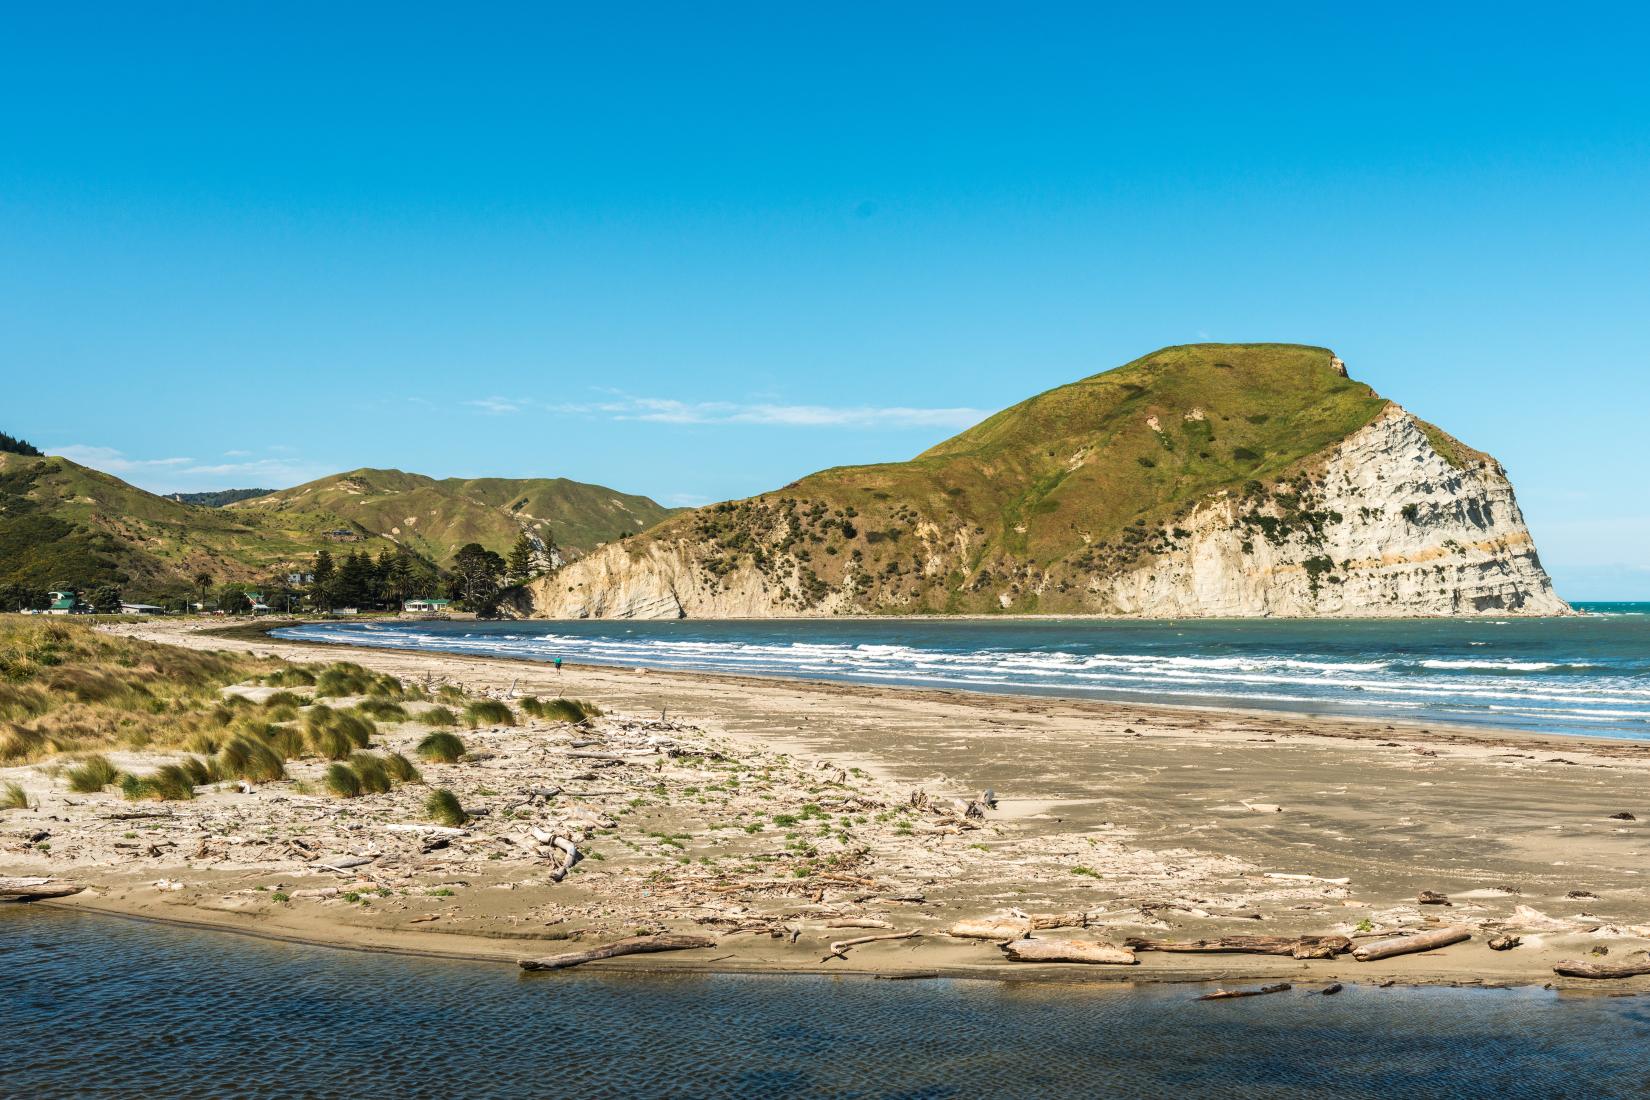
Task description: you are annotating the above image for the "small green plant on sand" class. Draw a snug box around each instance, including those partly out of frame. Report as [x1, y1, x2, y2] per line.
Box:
[425, 787, 467, 827]
[66, 754, 121, 792]
[0, 781, 29, 810]
[416, 731, 467, 763]
[383, 752, 422, 784]
[1070, 865, 1100, 878]
[324, 763, 363, 798]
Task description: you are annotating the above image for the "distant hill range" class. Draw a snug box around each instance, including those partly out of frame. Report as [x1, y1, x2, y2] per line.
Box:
[0, 451, 676, 600]
[526, 343, 1567, 619]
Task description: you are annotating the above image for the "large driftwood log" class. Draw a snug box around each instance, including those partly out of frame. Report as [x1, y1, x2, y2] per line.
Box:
[1000, 938, 1137, 965]
[1352, 926, 1471, 961]
[948, 917, 1031, 941]
[0, 877, 84, 901]
[1125, 935, 1351, 959]
[520, 934, 717, 971]
[1552, 958, 1650, 980]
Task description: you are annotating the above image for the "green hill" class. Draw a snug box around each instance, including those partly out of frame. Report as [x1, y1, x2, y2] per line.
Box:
[532, 343, 1558, 617]
[234, 469, 675, 565]
[0, 453, 675, 603]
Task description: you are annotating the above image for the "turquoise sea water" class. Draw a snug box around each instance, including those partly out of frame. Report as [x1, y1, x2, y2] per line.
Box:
[277, 603, 1650, 740]
[6, 907, 1648, 1099]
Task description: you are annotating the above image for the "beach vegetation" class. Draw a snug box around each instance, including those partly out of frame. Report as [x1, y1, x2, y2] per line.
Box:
[353, 698, 409, 722]
[425, 787, 467, 826]
[383, 751, 422, 784]
[0, 781, 29, 810]
[217, 736, 286, 782]
[314, 662, 374, 698]
[348, 752, 393, 794]
[324, 763, 362, 798]
[262, 690, 305, 709]
[1070, 865, 1100, 878]
[521, 697, 601, 723]
[263, 666, 317, 687]
[65, 754, 121, 792]
[121, 759, 212, 801]
[420, 705, 459, 726]
[303, 706, 375, 759]
[415, 731, 467, 763]
[436, 685, 467, 705]
[463, 699, 513, 727]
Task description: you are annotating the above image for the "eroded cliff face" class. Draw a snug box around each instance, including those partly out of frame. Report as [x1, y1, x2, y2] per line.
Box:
[526, 405, 1566, 619]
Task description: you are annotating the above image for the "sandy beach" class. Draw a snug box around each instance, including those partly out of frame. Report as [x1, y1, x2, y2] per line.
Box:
[5, 617, 1648, 991]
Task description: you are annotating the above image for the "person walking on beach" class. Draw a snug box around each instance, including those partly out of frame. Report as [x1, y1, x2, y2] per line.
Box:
[554, 656, 563, 674]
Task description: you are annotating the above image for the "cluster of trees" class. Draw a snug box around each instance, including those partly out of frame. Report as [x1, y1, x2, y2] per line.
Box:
[0, 430, 43, 457]
[0, 584, 121, 613]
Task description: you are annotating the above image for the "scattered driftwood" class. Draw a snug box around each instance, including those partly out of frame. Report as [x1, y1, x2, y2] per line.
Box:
[1198, 983, 1292, 1001]
[1552, 958, 1650, 980]
[1322, 982, 1344, 995]
[1000, 938, 1137, 965]
[1417, 890, 1451, 906]
[1352, 926, 1471, 961]
[520, 934, 717, 971]
[822, 929, 920, 962]
[1488, 934, 1522, 951]
[0, 877, 84, 901]
[825, 917, 893, 930]
[1125, 934, 1350, 959]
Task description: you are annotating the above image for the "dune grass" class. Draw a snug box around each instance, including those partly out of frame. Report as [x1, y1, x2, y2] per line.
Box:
[436, 685, 467, 705]
[415, 731, 466, 763]
[0, 618, 278, 762]
[303, 705, 375, 760]
[425, 787, 467, 826]
[65, 754, 121, 792]
[121, 757, 217, 801]
[217, 736, 286, 782]
[314, 662, 374, 698]
[420, 705, 458, 727]
[324, 762, 362, 798]
[263, 666, 317, 687]
[263, 690, 306, 709]
[521, 697, 602, 723]
[384, 751, 422, 784]
[348, 752, 393, 794]
[0, 781, 28, 810]
[353, 698, 409, 722]
[464, 699, 514, 728]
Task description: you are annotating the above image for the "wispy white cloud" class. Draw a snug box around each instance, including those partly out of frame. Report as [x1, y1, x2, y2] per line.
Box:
[466, 396, 533, 415]
[540, 394, 987, 429]
[48, 445, 329, 494]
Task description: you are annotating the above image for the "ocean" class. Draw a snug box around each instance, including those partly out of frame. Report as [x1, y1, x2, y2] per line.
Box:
[276, 603, 1650, 741]
[6, 906, 1647, 1098]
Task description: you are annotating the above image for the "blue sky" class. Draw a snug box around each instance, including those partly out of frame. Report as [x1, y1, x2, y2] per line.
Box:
[3, 4, 1647, 598]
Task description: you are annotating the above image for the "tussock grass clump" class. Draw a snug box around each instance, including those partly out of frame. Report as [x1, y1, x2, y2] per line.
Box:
[264, 703, 299, 723]
[366, 673, 408, 700]
[416, 731, 467, 763]
[348, 752, 393, 794]
[265, 723, 306, 759]
[218, 736, 286, 782]
[264, 666, 317, 687]
[354, 699, 409, 722]
[315, 662, 374, 698]
[1, 723, 61, 762]
[464, 699, 514, 728]
[425, 787, 467, 827]
[420, 705, 458, 727]
[436, 685, 467, 705]
[185, 729, 226, 756]
[263, 690, 305, 709]
[0, 781, 29, 810]
[66, 754, 121, 793]
[521, 697, 602, 723]
[303, 706, 375, 760]
[122, 759, 212, 802]
[384, 752, 422, 784]
[324, 763, 362, 798]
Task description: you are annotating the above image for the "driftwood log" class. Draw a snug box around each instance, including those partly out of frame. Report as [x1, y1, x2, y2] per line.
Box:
[1000, 938, 1137, 965]
[1198, 983, 1292, 1001]
[822, 929, 920, 962]
[948, 917, 1030, 941]
[1352, 926, 1471, 961]
[1552, 958, 1650, 980]
[0, 877, 85, 901]
[1125, 935, 1351, 959]
[520, 934, 716, 971]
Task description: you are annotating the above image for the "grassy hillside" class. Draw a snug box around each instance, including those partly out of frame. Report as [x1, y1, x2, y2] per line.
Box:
[235, 468, 676, 564]
[0, 453, 675, 603]
[620, 344, 1406, 613]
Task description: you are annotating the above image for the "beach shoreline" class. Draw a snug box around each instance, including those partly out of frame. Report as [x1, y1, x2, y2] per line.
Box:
[6, 617, 1649, 992]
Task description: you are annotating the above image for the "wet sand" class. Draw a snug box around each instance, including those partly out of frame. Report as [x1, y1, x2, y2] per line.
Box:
[6, 617, 1648, 990]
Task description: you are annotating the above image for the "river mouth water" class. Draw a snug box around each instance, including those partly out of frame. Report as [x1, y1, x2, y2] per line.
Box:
[7, 907, 1648, 1098]
[278, 603, 1650, 741]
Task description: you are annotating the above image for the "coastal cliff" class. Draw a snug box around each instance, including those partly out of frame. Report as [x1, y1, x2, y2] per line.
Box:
[524, 344, 1567, 619]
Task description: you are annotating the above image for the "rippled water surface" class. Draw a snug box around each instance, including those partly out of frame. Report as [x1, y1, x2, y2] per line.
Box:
[6, 908, 1648, 1098]
[3, 910, 1650, 1095]
[278, 603, 1650, 739]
